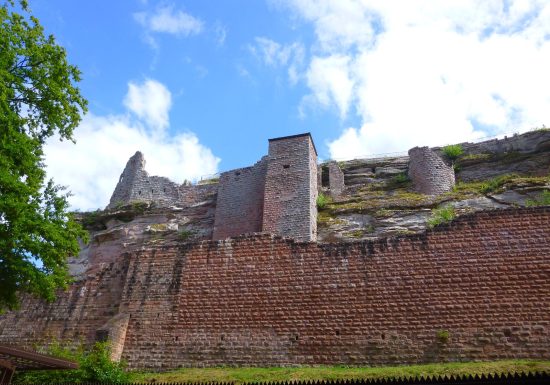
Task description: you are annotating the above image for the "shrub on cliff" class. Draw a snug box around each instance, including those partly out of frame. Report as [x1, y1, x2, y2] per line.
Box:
[0, 0, 88, 312]
[13, 342, 129, 384]
[442, 144, 464, 160]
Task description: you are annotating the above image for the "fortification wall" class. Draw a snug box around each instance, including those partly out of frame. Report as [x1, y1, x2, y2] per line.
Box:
[2, 208, 549, 368]
[212, 157, 268, 240]
[0, 255, 130, 347]
[458, 130, 550, 155]
[408, 147, 455, 195]
[263, 134, 318, 241]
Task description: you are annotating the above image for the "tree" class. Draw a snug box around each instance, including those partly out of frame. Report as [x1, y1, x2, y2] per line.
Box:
[0, 0, 88, 312]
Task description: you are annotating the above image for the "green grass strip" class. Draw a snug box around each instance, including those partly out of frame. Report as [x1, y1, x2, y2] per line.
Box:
[129, 360, 550, 384]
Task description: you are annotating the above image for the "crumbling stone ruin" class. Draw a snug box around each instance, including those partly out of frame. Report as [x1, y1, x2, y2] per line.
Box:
[108, 133, 317, 242]
[408, 146, 455, 195]
[1, 129, 549, 369]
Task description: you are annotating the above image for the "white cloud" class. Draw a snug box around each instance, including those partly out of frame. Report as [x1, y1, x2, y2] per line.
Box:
[249, 37, 305, 84]
[44, 80, 220, 211]
[277, 0, 550, 159]
[134, 5, 203, 36]
[123, 79, 171, 133]
[305, 55, 354, 117]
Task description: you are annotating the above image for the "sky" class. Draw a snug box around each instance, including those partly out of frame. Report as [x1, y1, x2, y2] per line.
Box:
[25, 0, 550, 211]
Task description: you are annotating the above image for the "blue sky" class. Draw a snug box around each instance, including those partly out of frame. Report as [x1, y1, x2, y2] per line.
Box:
[27, 0, 550, 210]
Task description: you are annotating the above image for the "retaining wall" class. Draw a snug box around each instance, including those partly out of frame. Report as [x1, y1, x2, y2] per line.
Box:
[1, 208, 549, 368]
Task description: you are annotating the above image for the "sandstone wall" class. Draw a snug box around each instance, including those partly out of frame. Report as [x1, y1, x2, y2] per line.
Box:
[3, 208, 548, 368]
[263, 134, 318, 242]
[408, 147, 455, 195]
[0, 255, 130, 347]
[212, 158, 268, 240]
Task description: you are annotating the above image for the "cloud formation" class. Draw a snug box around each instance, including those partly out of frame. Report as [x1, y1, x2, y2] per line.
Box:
[249, 37, 305, 84]
[44, 79, 220, 211]
[134, 5, 203, 37]
[276, 0, 550, 159]
[123, 79, 171, 132]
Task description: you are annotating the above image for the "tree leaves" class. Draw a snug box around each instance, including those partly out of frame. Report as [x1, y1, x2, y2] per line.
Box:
[0, 0, 88, 311]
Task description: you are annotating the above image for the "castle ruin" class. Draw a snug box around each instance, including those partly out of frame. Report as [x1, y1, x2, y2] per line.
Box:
[1, 130, 549, 369]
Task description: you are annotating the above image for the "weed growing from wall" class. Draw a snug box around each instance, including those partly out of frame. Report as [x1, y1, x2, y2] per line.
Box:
[436, 329, 450, 343]
[427, 205, 456, 228]
[317, 192, 332, 209]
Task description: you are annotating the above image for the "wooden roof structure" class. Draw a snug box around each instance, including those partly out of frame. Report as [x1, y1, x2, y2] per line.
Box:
[0, 345, 78, 384]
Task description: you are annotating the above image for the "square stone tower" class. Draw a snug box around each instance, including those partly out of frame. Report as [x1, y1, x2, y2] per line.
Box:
[262, 133, 318, 241]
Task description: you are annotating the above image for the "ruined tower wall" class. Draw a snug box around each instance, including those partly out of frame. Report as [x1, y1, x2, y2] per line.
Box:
[107, 152, 218, 210]
[262, 134, 318, 242]
[328, 161, 345, 197]
[408, 146, 455, 195]
[212, 157, 268, 240]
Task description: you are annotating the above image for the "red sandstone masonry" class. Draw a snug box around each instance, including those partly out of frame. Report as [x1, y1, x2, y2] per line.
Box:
[1, 208, 549, 369]
[121, 207, 550, 368]
[212, 158, 268, 240]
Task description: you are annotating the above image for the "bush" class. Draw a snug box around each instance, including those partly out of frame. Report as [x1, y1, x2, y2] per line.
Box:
[427, 205, 456, 228]
[442, 144, 464, 160]
[525, 190, 550, 207]
[13, 341, 129, 384]
[436, 329, 450, 343]
[316, 192, 332, 209]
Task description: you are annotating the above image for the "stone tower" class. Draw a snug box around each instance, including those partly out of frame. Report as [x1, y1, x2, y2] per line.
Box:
[262, 133, 318, 241]
[408, 146, 455, 195]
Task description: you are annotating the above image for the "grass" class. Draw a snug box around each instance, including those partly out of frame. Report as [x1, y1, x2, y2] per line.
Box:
[128, 360, 550, 384]
[525, 190, 550, 207]
[317, 192, 333, 209]
[427, 205, 456, 228]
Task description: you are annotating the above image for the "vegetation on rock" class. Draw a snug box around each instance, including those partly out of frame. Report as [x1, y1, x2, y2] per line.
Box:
[427, 205, 456, 228]
[13, 341, 129, 384]
[441, 144, 464, 160]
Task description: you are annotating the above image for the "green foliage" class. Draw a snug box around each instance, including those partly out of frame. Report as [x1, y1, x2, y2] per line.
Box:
[392, 173, 409, 184]
[178, 229, 195, 241]
[436, 329, 450, 343]
[316, 192, 332, 209]
[525, 190, 550, 207]
[13, 341, 129, 384]
[427, 205, 456, 228]
[441, 144, 464, 160]
[479, 174, 518, 194]
[0, 1, 88, 311]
